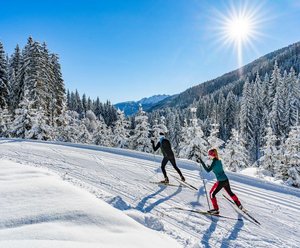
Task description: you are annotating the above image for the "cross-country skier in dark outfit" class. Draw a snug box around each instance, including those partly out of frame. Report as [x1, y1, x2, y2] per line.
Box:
[151, 132, 185, 183]
[199, 148, 243, 214]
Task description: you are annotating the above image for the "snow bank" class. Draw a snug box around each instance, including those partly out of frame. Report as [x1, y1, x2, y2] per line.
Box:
[0, 159, 180, 248]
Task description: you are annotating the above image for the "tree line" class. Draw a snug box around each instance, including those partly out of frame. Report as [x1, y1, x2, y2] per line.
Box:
[0, 38, 299, 187]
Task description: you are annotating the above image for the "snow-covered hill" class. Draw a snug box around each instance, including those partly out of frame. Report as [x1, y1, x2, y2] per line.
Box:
[0, 138, 299, 247]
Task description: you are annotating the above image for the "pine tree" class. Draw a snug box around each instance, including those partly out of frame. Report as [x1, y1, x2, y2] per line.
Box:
[10, 89, 36, 138]
[130, 105, 151, 152]
[253, 72, 265, 159]
[223, 129, 249, 172]
[57, 110, 81, 143]
[259, 125, 281, 176]
[93, 115, 112, 146]
[207, 123, 225, 151]
[49, 53, 66, 125]
[8, 45, 22, 110]
[172, 113, 182, 154]
[224, 91, 237, 140]
[216, 93, 226, 140]
[87, 97, 92, 111]
[0, 41, 9, 109]
[75, 90, 83, 115]
[82, 93, 87, 114]
[0, 107, 12, 137]
[279, 125, 300, 187]
[240, 78, 256, 162]
[268, 61, 281, 112]
[112, 109, 130, 148]
[289, 68, 300, 127]
[25, 107, 53, 140]
[178, 108, 208, 162]
[82, 110, 98, 134]
[151, 116, 168, 142]
[270, 70, 289, 138]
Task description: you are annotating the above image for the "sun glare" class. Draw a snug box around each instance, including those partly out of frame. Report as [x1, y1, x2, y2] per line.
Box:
[226, 16, 253, 42]
[211, 1, 267, 72]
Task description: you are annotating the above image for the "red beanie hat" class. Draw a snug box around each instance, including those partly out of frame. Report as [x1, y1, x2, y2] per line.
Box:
[208, 149, 218, 158]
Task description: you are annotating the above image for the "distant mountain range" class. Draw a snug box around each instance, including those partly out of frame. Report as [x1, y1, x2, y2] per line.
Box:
[114, 94, 170, 116]
[115, 41, 300, 115]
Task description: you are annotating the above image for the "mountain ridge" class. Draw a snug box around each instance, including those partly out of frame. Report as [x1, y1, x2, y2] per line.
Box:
[150, 41, 300, 111]
[114, 94, 170, 116]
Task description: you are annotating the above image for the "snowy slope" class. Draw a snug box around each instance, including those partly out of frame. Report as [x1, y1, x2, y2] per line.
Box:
[0, 138, 300, 248]
[0, 159, 180, 248]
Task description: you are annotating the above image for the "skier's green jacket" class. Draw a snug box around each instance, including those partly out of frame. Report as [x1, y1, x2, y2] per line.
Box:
[200, 158, 228, 182]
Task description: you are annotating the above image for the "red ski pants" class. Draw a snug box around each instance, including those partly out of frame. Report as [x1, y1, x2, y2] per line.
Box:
[209, 179, 241, 210]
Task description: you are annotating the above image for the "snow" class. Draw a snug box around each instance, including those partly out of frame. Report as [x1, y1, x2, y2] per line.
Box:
[0, 159, 180, 247]
[1, 138, 300, 247]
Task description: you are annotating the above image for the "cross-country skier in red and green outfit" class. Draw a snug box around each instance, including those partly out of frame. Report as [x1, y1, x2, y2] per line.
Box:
[199, 148, 244, 214]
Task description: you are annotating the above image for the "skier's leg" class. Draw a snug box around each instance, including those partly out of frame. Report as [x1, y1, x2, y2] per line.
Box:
[169, 158, 185, 180]
[161, 157, 169, 180]
[224, 180, 241, 206]
[209, 181, 223, 210]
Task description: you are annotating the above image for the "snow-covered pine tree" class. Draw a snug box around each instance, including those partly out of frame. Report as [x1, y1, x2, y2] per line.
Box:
[259, 125, 281, 176]
[77, 120, 92, 144]
[253, 72, 265, 159]
[151, 116, 168, 142]
[49, 53, 66, 126]
[82, 110, 98, 134]
[25, 107, 53, 140]
[224, 91, 237, 140]
[8, 45, 22, 110]
[240, 78, 256, 162]
[93, 115, 112, 146]
[216, 93, 226, 140]
[10, 89, 36, 138]
[56, 110, 81, 143]
[0, 41, 9, 109]
[75, 90, 83, 116]
[87, 97, 92, 112]
[172, 113, 182, 155]
[278, 125, 300, 187]
[112, 109, 130, 148]
[178, 108, 208, 162]
[130, 105, 151, 153]
[223, 129, 249, 172]
[82, 93, 87, 114]
[22, 38, 48, 115]
[268, 61, 281, 112]
[289, 68, 300, 127]
[0, 107, 12, 137]
[270, 70, 289, 138]
[207, 122, 225, 152]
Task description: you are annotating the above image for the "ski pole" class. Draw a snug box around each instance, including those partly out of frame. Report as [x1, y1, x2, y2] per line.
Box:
[197, 160, 211, 210]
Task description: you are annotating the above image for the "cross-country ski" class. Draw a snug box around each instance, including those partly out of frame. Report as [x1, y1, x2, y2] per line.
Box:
[172, 207, 243, 221]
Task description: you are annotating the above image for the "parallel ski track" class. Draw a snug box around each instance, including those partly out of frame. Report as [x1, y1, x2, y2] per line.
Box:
[1, 146, 253, 246]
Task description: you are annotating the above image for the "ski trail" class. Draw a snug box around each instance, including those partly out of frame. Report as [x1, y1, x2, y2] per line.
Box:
[1, 140, 300, 247]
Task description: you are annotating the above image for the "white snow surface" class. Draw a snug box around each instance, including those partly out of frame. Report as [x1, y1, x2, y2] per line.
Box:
[0, 138, 300, 248]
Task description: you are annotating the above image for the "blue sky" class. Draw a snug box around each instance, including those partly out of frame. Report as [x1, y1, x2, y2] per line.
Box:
[1, 0, 300, 103]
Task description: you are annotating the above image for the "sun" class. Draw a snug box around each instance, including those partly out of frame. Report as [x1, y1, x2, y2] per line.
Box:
[225, 15, 253, 42]
[210, 1, 267, 72]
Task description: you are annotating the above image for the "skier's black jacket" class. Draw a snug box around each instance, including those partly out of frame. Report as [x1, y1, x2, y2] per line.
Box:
[152, 138, 175, 159]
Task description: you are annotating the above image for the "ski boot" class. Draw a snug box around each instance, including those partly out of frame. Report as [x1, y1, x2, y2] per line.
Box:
[207, 209, 219, 215]
[180, 175, 185, 182]
[160, 177, 169, 184]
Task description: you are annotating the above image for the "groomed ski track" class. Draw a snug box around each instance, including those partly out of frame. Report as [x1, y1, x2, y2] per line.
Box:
[0, 138, 299, 248]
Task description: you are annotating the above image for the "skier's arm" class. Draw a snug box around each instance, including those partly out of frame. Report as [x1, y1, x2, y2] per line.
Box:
[199, 158, 213, 172]
[151, 140, 160, 151]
